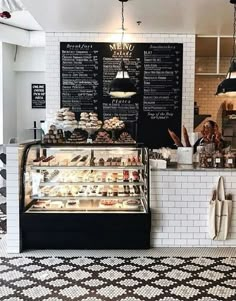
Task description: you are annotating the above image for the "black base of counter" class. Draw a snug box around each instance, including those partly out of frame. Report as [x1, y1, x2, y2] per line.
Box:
[20, 211, 151, 250]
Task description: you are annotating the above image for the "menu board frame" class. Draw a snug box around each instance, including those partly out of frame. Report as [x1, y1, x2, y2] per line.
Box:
[60, 42, 183, 148]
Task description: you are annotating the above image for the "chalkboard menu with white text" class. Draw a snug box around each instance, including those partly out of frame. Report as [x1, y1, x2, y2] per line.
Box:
[32, 84, 46, 109]
[60, 42, 183, 148]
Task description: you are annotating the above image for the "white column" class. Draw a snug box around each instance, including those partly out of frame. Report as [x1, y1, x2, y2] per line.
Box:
[6, 145, 21, 253]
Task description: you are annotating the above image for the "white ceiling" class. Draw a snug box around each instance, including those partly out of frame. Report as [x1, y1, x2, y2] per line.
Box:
[1, 0, 236, 35]
[0, 10, 42, 31]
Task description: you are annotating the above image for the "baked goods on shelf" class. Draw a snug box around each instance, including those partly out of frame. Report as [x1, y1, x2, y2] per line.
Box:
[132, 171, 140, 182]
[43, 125, 64, 144]
[33, 156, 46, 166]
[50, 201, 64, 209]
[94, 130, 113, 144]
[123, 200, 141, 210]
[78, 112, 102, 130]
[41, 156, 56, 166]
[117, 132, 136, 144]
[32, 200, 51, 209]
[103, 117, 125, 131]
[99, 200, 117, 208]
[77, 155, 89, 166]
[66, 200, 80, 208]
[69, 155, 81, 166]
[66, 128, 88, 144]
[54, 108, 78, 129]
[43, 170, 60, 182]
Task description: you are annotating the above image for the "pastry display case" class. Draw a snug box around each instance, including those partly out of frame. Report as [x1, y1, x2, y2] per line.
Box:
[20, 143, 151, 249]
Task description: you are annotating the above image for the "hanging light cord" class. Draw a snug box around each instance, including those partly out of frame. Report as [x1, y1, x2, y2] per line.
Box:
[121, 0, 125, 72]
[231, 4, 236, 62]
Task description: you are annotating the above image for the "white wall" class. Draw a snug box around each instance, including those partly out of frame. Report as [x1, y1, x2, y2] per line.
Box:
[16, 72, 45, 141]
[2, 43, 17, 144]
[14, 47, 45, 72]
[0, 44, 46, 143]
[45, 33, 195, 135]
[13, 46, 46, 141]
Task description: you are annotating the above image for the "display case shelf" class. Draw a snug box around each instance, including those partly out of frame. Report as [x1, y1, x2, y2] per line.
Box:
[30, 165, 144, 170]
[32, 195, 144, 200]
[27, 208, 146, 213]
[39, 181, 144, 186]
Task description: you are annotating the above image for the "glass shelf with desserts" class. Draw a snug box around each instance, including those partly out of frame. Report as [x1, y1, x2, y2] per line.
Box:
[21, 144, 149, 214]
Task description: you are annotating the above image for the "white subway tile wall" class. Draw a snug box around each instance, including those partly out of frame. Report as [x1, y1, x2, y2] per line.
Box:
[45, 33, 195, 136]
[150, 170, 236, 247]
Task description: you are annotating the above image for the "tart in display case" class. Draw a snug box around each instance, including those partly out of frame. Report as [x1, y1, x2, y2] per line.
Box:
[20, 143, 151, 249]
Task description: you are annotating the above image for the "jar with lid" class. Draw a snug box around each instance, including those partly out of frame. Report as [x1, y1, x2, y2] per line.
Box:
[213, 151, 224, 168]
[224, 152, 235, 168]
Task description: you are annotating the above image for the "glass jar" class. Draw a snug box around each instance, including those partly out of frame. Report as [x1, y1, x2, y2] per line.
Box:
[205, 152, 213, 168]
[199, 151, 213, 168]
[213, 151, 224, 168]
[199, 151, 205, 168]
[224, 152, 235, 168]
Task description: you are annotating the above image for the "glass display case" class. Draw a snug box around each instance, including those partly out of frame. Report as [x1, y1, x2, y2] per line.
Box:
[20, 143, 151, 249]
[22, 144, 149, 213]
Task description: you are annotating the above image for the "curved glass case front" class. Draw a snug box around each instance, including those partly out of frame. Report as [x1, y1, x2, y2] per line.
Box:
[22, 144, 149, 214]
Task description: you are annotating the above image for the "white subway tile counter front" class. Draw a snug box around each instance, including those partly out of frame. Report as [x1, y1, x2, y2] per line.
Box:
[150, 169, 236, 247]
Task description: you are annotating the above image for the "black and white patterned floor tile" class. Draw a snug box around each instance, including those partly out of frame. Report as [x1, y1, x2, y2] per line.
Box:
[0, 256, 235, 300]
[0, 197, 6, 236]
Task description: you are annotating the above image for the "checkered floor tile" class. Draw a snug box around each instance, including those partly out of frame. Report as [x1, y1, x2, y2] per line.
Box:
[0, 197, 6, 235]
[0, 256, 235, 300]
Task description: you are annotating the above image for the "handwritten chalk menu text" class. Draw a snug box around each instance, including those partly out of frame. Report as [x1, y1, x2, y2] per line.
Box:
[60, 43, 99, 114]
[32, 84, 46, 109]
[60, 42, 183, 148]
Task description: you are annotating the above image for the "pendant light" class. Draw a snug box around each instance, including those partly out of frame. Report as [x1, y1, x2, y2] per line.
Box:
[216, 0, 236, 96]
[109, 0, 137, 98]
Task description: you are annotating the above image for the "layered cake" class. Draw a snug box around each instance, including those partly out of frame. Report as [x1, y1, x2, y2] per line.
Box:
[66, 128, 87, 143]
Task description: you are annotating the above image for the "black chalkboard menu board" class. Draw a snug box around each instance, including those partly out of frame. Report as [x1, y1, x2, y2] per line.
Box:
[32, 84, 46, 109]
[60, 42, 183, 148]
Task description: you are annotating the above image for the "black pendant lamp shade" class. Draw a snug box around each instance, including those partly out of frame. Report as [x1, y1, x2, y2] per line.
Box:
[216, 0, 236, 96]
[109, 60, 137, 98]
[109, 0, 137, 98]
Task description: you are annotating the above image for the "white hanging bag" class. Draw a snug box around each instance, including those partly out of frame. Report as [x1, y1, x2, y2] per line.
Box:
[208, 176, 233, 241]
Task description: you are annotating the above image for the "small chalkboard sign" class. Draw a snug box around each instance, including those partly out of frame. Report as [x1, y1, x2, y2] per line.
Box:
[32, 84, 46, 109]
